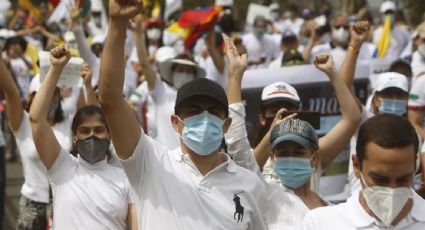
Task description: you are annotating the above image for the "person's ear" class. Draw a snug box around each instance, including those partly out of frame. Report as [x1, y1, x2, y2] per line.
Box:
[171, 115, 181, 133]
[223, 117, 232, 134]
[259, 113, 266, 126]
[353, 154, 361, 179]
[372, 94, 381, 112]
[72, 135, 78, 145]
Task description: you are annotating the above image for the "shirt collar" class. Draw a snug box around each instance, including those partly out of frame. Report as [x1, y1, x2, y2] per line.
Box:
[352, 189, 425, 228]
[410, 190, 425, 222]
[171, 147, 237, 174]
[351, 191, 378, 228]
[78, 155, 108, 169]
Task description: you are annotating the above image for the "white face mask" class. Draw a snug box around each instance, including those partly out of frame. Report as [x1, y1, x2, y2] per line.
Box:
[173, 72, 195, 89]
[360, 173, 412, 227]
[147, 29, 161, 40]
[418, 44, 425, 58]
[332, 27, 349, 44]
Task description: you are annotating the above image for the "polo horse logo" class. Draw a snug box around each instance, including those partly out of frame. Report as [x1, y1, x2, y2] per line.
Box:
[233, 192, 244, 223]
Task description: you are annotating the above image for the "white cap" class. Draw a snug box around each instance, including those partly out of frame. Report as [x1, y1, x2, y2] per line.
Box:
[155, 46, 177, 63]
[380, 1, 396, 13]
[261, 82, 300, 106]
[375, 72, 408, 93]
[29, 74, 41, 93]
[215, 0, 233, 7]
[159, 59, 206, 83]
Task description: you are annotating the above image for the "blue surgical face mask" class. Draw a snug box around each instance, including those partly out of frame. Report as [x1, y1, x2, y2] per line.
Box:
[379, 99, 407, 116]
[179, 111, 225, 156]
[274, 157, 312, 189]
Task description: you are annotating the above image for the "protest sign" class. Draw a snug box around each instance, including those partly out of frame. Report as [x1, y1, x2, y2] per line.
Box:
[39, 51, 83, 88]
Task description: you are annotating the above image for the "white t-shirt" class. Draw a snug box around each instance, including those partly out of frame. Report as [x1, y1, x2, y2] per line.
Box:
[150, 77, 179, 149]
[409, 76, 425, 110]
[411, 51, 425, 82]
[303, 190, 425, 230]
[278, 18, 305, 35]
[49, 148, 133, 229]
[242, 33, 280, 69]
[9, 56, 32, 97]
[373, 26, 410, 59]
[13, 112, 72, 203]
[120, 130, 269, 230]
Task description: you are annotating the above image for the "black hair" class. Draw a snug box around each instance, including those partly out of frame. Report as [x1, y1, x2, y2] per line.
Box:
[389, 59, 412, 78]
[26, 88, 64, 124]
[4, 36, 27, 53]
[356, 114, 418, 169]
[70, 105, 111, 161]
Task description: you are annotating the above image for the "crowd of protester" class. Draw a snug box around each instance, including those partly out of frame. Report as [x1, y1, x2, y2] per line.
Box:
[0, 0, 425, 229]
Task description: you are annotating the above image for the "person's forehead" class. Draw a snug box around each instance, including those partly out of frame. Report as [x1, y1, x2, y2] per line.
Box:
[363, 142, 415, 173]
[265, 101, 298, 111]
[78, 116, 106, 128]
[377, 87, 407, 97]
[334, 16, 349, 25]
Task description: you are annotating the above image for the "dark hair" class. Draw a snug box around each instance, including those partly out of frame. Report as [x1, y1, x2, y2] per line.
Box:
[4, 36, 27, 53]
[26, 88, 64, 124]
[356, 114, 418, 168]
[389, 59, 412, 78]
[70, 105, 111, 160]
[71, 105, 108, 135]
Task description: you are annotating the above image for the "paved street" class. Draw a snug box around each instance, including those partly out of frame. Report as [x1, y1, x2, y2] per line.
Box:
[4, 161, 23, 230]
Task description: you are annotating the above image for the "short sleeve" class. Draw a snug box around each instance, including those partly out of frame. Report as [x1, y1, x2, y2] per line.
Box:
[119, 129, 167, 195]
[13, 112, 30, 141]
[408, 77, 425, 110]
[48, 148, 77, 184]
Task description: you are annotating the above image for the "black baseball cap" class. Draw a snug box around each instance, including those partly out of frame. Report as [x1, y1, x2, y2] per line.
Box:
[174, 78, 229, 116]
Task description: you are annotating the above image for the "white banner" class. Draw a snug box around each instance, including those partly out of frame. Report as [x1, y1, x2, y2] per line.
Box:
[39, 51, 84, 88]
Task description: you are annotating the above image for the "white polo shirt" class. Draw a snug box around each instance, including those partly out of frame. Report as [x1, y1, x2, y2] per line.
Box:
[120, 130, 269, 230]
[303, 190, 425, 230]
[49, 148, 134, 229]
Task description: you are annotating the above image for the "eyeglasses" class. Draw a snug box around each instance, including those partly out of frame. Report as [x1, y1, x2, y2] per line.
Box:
[334, 25, 349, 30]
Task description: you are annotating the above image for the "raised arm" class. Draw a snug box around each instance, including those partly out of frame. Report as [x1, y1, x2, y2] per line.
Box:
[78, 63, 98, 107]
[98, 0, 143, 160]
[339, 21, 369, 89]
[206, 30, 225, 74]
[0, 53, 23, 131]
[70, 0, 98, 68]
[314, 54, 361, 169]
[131, 15, 157, 90]
[29, 45, 71, 169]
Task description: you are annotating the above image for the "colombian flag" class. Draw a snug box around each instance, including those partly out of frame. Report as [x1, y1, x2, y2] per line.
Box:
[167, 5, 223, 50]
[18, 0, 41, 20]
[374, 15, 391, 58]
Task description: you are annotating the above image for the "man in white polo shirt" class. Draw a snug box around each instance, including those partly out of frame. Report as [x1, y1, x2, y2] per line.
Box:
[303, 114, 425, 229]
[98, 1, 268, 229]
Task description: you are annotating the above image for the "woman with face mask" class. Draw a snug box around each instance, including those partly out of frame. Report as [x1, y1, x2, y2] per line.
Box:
[28, 45, 137, 229]
[0, 45, 73, 228]
[223, 33, 361, 229]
